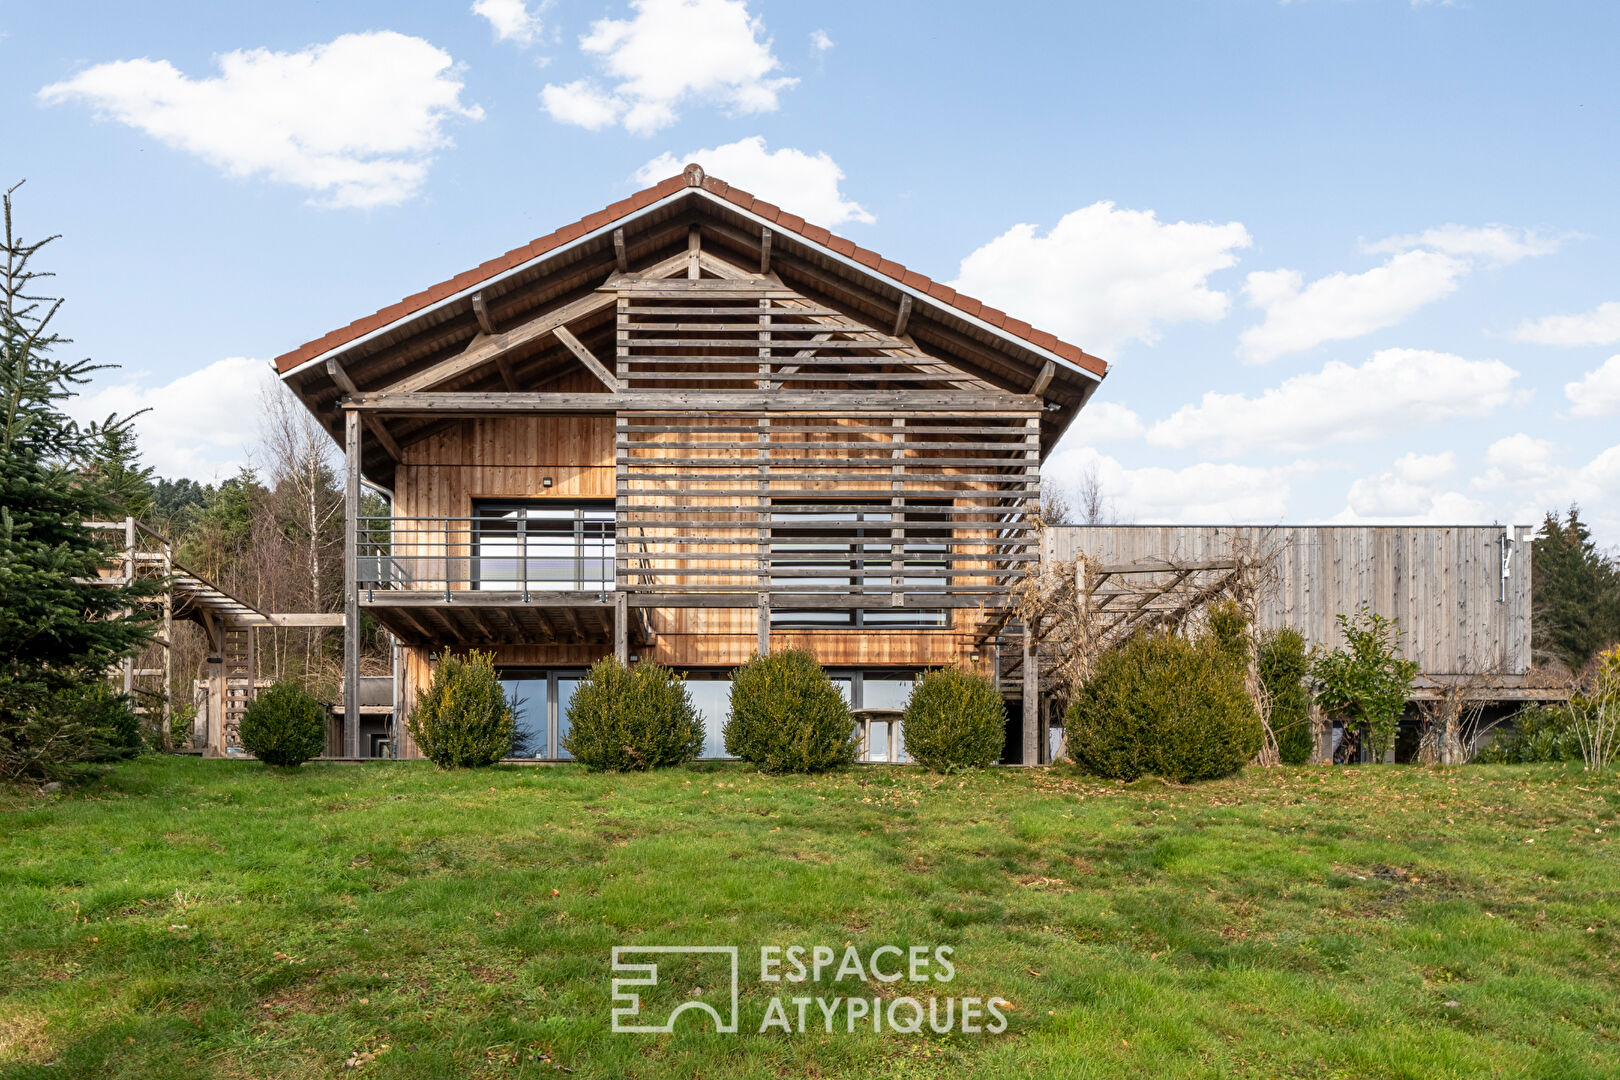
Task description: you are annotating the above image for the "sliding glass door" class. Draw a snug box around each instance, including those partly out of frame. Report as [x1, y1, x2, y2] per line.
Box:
[497, 669, 586, 759]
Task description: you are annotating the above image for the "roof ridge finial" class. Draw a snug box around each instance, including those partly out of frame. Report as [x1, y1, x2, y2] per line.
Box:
[683, 162, 705, 187]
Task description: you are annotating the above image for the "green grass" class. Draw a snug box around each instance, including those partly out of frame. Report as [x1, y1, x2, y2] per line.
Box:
[1, 758, 1618, 1079]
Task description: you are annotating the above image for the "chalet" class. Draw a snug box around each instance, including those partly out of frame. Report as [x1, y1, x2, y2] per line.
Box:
[275, 164, 1106, 764]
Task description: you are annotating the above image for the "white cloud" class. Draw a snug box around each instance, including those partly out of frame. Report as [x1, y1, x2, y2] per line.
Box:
[1511, 300, 1620, 347]
[64, 358, 272, 481]
[1337, 451, 1489, 524]
[1238, 250, 1466, 364]
[540, 80, 623, 129]
[949, 202, 1251, 356]
[1241, 223, 1560, 363]
[1565, 355, 1620, 418]
[810, 29, 834, 52]
[1045, 445, 1299, 523]
[1077, 401, 1144, 442]
[543, 0, 794, 135]
[1363, 224, 1562, 265]
[39, 32, 481, 209]
[473, 0, 546, 46]
[635, 136, 873, 226]
[1149, 348, 1520, 456]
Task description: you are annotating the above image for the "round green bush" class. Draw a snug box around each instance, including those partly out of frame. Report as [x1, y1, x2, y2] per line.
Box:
[239, 681, 327, 767]
[406, 650, 516, 768]
[901, 667, 1005, 771]
[724, 649, 856, 774]
[562, 656, 704, 771]
[1066, 632, 1262, 783]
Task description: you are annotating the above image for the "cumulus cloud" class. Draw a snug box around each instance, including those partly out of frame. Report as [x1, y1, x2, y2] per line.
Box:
[1077, 401, 1144, 442]
[635, 136, 873, 226]
[1044, 445, 1300, 523]
[63, 358, 272, 481]
[949, 202, 1251, 356]
[542, 0, 794, 134]
[1337, 451, 1489, 524]
[1148, 348, 1521, 456]
[1240, 224, 1559, 363]
[1362, 224, 1562, 265]
[1511, 300, 1620, 347]
[472, 0, 546, 46]
[1565, 355, 1620, 418]
[39, 32, 482, 209]
[1238, 251, 1467, 364]
[809, 29, 834, 52]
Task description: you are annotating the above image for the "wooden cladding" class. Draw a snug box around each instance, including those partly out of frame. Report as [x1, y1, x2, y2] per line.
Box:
[611, 279, 1040, 630]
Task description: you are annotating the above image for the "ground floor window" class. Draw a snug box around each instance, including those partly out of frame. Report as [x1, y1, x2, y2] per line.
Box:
[497, 668, 586, 759]
[680, 668, 919, 762]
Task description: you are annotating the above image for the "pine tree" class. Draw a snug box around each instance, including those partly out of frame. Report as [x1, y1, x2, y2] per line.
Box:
[0, 181, 155, 780]
[1532, 507, 1620, 672]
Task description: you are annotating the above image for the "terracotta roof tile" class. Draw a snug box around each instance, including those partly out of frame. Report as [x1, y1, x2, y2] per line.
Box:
[272, 167, 1107, 380]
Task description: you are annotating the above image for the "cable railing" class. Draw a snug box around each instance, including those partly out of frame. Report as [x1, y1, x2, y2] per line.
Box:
[357, 516, 615, 597]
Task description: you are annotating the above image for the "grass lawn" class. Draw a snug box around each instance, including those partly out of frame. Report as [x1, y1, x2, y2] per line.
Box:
[1, 757, 1618, 1079]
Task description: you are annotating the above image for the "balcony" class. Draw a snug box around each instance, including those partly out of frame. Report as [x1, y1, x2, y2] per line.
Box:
[356, 511, 626, 646]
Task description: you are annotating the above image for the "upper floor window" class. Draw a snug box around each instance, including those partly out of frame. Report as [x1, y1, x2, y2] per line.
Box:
[473, 500, 614, 592]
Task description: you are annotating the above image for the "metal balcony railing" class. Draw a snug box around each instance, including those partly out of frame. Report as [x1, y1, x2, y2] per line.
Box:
[357, 515, 615, 596]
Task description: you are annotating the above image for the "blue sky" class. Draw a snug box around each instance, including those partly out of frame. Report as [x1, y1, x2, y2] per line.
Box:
[5, 0, 1619, 540]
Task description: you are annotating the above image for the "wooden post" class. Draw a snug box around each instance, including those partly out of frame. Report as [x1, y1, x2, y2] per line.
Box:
[614, 590, 629, 662]
[343, 409, 361, 760]
[1022, 624, 1039, 765]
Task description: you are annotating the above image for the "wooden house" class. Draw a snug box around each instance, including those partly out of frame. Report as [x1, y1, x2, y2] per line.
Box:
[276, 164, 1107, 763]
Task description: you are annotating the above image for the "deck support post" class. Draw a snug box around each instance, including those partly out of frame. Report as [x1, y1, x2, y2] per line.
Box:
[614, 590, 629, 662]
[1022, 625, 1039, 765]
[343, 409, 361, 760]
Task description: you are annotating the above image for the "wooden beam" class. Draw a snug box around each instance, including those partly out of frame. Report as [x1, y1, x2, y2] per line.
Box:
[342, 411, 361, 759]
[614, 591, 629, 661]
[327, 358, 403, 461]
[553, 325, 620, 392]
[471, 291, 496, 336]
[613, 228, 629, 274]
[759, 227, 773, 275]
[892, 294, 912, 338]
[1028, 359, 1056, 397]
[347, 390, 1041, 415]
[382, 289, 618, 395]
[687, 226, 701, 280]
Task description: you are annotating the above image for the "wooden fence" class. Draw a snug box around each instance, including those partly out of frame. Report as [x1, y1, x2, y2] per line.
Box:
[1045, 525, 1534, 678]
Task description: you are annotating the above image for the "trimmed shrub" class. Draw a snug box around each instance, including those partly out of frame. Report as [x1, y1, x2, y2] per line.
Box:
[1066, 632, 1262, 783]
[1260, 627, 1314, 765]
[902, 667, 1004, 771]
[724, 649, 856, 774]
[239, 681, 326, 767]
[1478, 704, 1581, 763]
[562, 657, 704, 771]
[406, 650, 516, 768]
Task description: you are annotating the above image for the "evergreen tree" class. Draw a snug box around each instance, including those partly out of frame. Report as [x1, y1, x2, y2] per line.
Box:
[1532, 507, 1620, 671]
[0, 181, 155, 780]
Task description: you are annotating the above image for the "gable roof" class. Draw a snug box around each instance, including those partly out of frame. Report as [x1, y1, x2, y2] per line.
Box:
[273, 164, 1107, 382]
